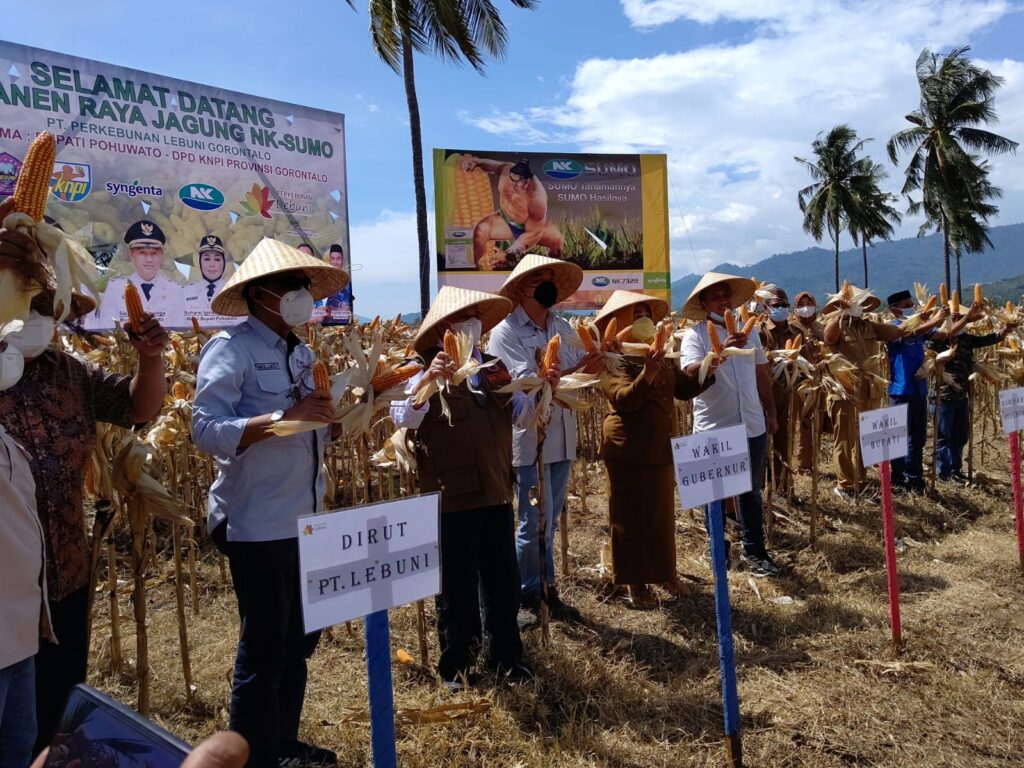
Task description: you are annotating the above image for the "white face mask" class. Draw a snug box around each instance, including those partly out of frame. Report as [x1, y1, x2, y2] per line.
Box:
[849, 304, 864, 319]
[795, 306, 816, 319]
[768, 307, 789, 323]
[264, 288, 315, 328]
[0, 346, 25, 391]
[7, 310, 55, 359]
[708, 311, 726, 323]
[450, 317, 482, 347]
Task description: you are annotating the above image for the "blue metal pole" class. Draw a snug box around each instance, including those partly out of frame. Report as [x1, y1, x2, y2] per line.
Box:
[365, 611, 397, 768]
[706, 501, 742, 766]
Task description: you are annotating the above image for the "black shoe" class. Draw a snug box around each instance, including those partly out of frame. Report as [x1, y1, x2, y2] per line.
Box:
[547, 590, 583, 622]
[492, 661, 534, 685]
[278, 742, 337, 768]
[949, 471, 970, 484]
[741, 552, 780, 578]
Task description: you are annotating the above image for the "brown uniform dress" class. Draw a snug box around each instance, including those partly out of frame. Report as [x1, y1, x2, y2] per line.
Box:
[601, 358, 709, 585]
[789, 317, 826, 471]
[759, 317, 802, 483]
[826, 318, 890, 490]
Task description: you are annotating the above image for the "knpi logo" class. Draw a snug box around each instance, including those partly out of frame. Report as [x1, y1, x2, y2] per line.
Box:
[591, 276, 611, 287]
[544, 159, 583, 180]
[179, 183, 224, 211]
[49, 162, 92, 203]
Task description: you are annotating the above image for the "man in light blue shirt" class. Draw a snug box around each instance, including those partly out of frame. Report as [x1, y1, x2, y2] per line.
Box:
[193, 238, 347, 768]
[486, 254, 588, 622]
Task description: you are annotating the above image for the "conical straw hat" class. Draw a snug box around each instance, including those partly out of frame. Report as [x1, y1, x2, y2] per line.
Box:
[413, 285, 512, 354]
[211, 238, 349, 316]
[498, 254, 583, 306]
[681, 272, 756, 321]
[593, 289, 669, 331]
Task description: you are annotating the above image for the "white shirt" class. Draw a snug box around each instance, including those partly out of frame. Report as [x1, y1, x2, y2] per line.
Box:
[88, 272, 186, 330]
[679, 321, 768, 439]
[182, 278, 243, 328]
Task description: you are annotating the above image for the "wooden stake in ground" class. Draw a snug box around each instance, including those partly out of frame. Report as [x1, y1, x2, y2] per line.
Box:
[809, 390, 821, 546]
[171, 522, 195, 703]
[534, 425, 551, 644]
[879, 460, 903, 653]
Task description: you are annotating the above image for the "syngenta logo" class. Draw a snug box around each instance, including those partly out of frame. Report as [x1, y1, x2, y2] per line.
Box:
[543, 159, 583, 180]
[178, 183, 225, 211]
[107, 180, 163, 198]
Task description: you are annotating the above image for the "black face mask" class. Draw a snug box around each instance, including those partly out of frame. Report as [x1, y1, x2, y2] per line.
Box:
[532, 280, 558, 308]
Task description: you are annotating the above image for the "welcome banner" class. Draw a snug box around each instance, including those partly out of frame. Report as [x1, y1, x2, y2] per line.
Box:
[433, 148, 670, 310]
[0, 40, 351, 329]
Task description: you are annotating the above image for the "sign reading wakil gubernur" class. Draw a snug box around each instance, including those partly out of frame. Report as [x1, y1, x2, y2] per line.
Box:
[1000, 387, 1024, 435]
[298, 494, 440, 633]
[671, 424, 751, 509]
[0, 40, 351, 330]
[432, 148, 670, 310]
[858, 404, 909, 467]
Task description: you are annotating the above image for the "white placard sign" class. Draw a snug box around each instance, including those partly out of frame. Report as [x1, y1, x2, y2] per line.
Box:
[999, 387, 1024, 435]
[297, 494, 440, 633]
[671, 424, 752, 508]
[858, 404, 909, 467]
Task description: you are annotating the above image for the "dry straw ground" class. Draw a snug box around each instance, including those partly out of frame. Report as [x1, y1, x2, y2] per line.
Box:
[89, 439, 1024, 767]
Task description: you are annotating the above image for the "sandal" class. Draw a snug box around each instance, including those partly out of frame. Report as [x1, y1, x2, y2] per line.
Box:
[660, 579, 692, 599]
[626, 584, 658, 610]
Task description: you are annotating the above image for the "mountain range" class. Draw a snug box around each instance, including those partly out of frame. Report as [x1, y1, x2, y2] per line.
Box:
[669, 223, 1024, 308]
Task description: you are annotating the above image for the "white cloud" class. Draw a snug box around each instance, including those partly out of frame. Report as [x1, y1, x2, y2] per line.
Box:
[469, 0, 1022, 281]
[349, 209, 436, 316]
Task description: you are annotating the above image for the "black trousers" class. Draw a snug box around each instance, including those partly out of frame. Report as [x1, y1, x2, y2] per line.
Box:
[214, 525, 321, 768]
[33, 586, 90, 754]
[435, 504, 523, 681]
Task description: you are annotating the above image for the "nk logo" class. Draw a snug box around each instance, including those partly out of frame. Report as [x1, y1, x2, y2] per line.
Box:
[179, 183, 225, 211]
[49, 162, 93, 203]
[543, 159, 583, 180]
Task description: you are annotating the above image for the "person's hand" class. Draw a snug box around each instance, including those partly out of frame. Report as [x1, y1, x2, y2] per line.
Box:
[544, 363, 561, 392]
[724, 332, 748, 350]
[181, 732, 250, 768]
[642, 346, 665, 383]
[580, 350, 604, 374]
[427, 351, 455, 381]
[506, 241, 527, 259]
[284, 390, 335, 423]
[966, 301, 985, 321]
[0, 208, 44, 280]
[765, 409, 779, 435]
[938, 306, 951, 320]
[130, 313, 169, 360]
[461, 157, 477, 172]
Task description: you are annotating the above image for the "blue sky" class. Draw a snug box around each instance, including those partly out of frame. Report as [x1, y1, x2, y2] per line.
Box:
[5, 0, 1023, 315]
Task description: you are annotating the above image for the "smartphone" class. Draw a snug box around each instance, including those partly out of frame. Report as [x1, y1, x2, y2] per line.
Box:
[43, 685, 191, 768]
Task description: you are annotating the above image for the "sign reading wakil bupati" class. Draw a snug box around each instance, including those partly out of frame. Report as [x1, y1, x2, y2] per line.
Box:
[671, 424, 751, 509]
[0, 40, 351, 330]
[297, 494, 440, 633]
[859, 404, 909, 468]
[999, 387, 1024, 435]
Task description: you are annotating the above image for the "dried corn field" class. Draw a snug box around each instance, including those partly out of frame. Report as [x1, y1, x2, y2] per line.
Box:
[72, 311, 1024, 767]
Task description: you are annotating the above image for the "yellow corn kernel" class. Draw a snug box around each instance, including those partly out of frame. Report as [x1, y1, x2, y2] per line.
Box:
[124, 281, 145, 333]
[13, 131, 56, 222]
[707, 320, 723, 355]
[313, 360, 331, 393]
[371, 363, 423, 396]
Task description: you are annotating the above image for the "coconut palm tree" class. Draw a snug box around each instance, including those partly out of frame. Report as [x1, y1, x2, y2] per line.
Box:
[795, 125, 875, 291]
[351, 0, 538, 316]
[887, 46, 1017, 292]
[849, 158, 901, 288]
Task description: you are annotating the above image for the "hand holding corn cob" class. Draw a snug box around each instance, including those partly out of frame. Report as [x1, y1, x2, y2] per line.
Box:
[696, 318, 756, 384]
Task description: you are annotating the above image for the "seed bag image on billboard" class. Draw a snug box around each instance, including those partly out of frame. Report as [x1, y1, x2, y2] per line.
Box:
[0, 40, 351, 330]
[433, 149, 670, 310]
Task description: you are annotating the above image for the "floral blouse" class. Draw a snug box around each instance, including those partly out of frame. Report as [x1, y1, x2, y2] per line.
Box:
[0, 350, 134, 601]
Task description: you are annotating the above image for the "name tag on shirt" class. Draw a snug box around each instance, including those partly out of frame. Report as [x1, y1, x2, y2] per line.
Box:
[255, 362, 281, 371]
[484, 361, 512, 389]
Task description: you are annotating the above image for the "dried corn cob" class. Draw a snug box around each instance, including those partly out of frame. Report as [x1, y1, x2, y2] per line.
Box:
[1007, 300, 1015, 315]
[616, 325, 634, 343]
[741, 316, 757, 335]
[13, 132, 56, 222]
[541, 334, 561, 376]
[124, 281, 145, 333]
[922, 295, 937, 313]
[707, 320, 723, 355]
[576, 323, 597, 354]
[371, 363, 422, 396]
[443, 329, 459, 360]
[1009, 337, 1020, 352]
[190, 317, 202, 335]
[841, 280, 852, 303]
[792, 333, 803, 349]
[652, 322, 669, 351]
[724, 310, 737, 335]
[950, 290, 959, 313]
[369, 315, 381, 331]
[172, 381, 189, 400]
[974, 283, 983, 304]
[602, 318, 618, 345]
[313, 360, 331, 393]
[939, 283, 948, 307]
[739, 305, 751, 323]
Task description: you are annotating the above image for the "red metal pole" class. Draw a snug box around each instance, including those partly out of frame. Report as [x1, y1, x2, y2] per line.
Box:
[879, 460, 903, 653]
[1010, 431, 1024, 572]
